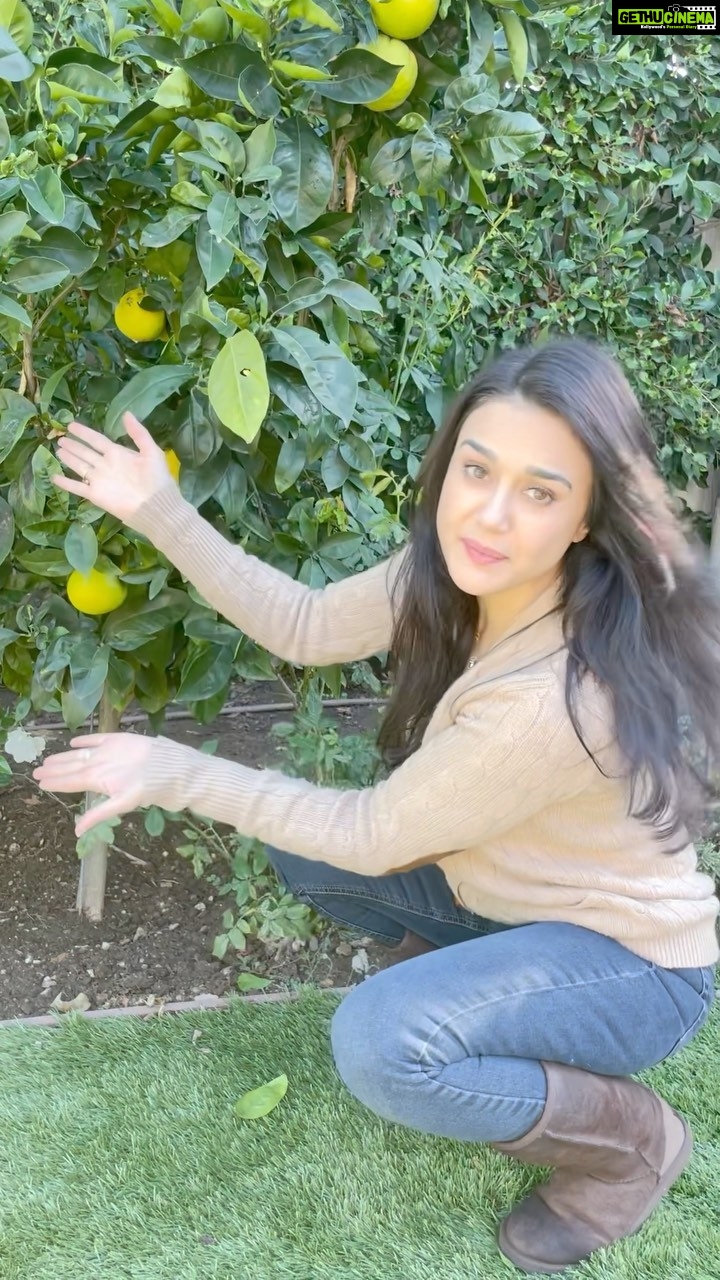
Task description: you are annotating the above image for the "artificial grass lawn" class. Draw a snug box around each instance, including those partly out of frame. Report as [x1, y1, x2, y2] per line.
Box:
[0, 983, 718, 1280]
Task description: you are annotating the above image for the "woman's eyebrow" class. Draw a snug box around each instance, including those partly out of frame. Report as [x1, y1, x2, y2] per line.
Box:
[459, 439, 573, 490]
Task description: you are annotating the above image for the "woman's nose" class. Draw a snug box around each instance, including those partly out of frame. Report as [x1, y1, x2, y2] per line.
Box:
[479, 487, 513, 528]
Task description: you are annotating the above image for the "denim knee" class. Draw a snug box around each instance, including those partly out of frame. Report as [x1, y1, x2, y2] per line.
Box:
[330, 977, 407, 1111]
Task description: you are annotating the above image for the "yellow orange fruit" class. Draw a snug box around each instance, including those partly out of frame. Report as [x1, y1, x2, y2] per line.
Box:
[370, 0, 439, 39]
[66, 568, 128, 616]
[164, 448, 181, 481]
[362, 35, 418, 112]
[113, 288, 166, 342]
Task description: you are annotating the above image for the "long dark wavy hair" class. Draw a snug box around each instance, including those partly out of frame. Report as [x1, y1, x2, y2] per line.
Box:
[376, 336, 720, 850]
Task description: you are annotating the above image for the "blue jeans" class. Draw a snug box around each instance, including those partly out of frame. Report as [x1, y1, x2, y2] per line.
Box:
[265, 846, 717, 1142]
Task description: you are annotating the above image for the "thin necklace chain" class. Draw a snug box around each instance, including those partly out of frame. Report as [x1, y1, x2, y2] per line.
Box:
[466, 607, 560, 670]
[467, 624, 481, 669]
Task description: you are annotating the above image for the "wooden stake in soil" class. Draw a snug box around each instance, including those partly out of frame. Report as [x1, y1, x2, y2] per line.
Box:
[75, 685, 121, 921]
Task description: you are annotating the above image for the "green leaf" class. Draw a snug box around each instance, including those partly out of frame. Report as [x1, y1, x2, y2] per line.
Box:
[33, 228, 97, 276]
[237, 62, 280, 118]
[106, 101, 175, 144]
[0, 26, 33, 80]
[270, 325, 358, 428]
[102, 589, 190, 651]
[368, 136, 413, 185]
[76, 818, 121, 856]
[39, 360, 75, 415]
[321, 443, 349, 491]
[0, 0, 34, 52]
[467, 1, 495, 69]
[242, 118, 277, 183]
[0, 496, 14, 568]
[268, 117, 334, 233]
[0, 105, 8, 159]
[444, 73, 499, 115]
[234, 1073, 288, 1120]
[144, 806, 166, 837]
[213, 933, 230, 959]
[146, 0, 182, 35]
[208, 331, 270, 440]
[206, 191, 240, 240]
[181, 42, 266, 100]
[0, 209, 29, 249]
[196, 218, 235, 290]
[48, 63, 130, 103]
[0, 291, 31, 327]
[274, 276, 329, 316]
[105, 366, 195, 441]
[170, 180, 211, 209]
[216, 0, 271, 40]
[0, 389, 35, 462]
[140, 206, 202, 248]
[338, 435, 375, 472]
[275, 435, 307, 493]
[287, 0, 342, 32]
[64, 523, 98, 574]
[46, 44, 125, 75]
[18, 168, 66, 224]
[411, 124, 453, 192]
[324, 278, 382, 315]
[271, 58, 331, 82]
[131, 34, 183, 62]
[454, 142, 488, 205]
[176, 643, 235, 701]
[316, 48, 399, 104]
[175, 117, 246, 172]
[152, 66, 196, 108]
[16, 548, 71, 577]
[468, 110, 544, 165]
[65, 639, 110, 724]
[499, 11, 528, 86]
[6, 257, 69, 294]
[236, 972, 272, 992]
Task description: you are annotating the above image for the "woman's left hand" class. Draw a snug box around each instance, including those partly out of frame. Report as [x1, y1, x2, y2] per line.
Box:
[33, 733, 155, 837]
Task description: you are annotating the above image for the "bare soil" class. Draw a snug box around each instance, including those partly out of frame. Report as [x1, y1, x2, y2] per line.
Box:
[0, 681, 401, 1021]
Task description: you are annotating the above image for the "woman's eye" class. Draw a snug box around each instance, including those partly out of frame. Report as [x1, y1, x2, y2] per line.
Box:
[464, 466, 555, 505]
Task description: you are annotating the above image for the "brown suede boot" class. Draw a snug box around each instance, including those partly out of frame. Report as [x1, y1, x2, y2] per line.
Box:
[490, 1060, 693, 1274]
[384, 929, 439, 966]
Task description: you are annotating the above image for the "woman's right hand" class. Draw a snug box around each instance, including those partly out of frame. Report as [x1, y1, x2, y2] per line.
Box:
[52, 412, 178, 525]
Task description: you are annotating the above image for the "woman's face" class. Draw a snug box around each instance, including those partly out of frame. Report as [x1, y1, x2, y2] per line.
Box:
[436, 394, 594, 600]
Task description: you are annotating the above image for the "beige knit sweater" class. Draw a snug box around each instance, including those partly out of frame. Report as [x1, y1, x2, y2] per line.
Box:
[128, 483, 719, 970]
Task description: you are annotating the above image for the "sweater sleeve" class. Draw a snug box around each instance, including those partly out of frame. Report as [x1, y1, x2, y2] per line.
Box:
[128, 483, 409, 666]
[137, 677, 602, 875]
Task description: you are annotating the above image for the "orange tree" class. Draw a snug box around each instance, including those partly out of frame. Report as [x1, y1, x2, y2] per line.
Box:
[0, 0, 550, 918]
[1, 0, 718, 928]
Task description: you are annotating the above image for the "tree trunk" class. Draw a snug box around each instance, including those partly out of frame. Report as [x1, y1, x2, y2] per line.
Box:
[75, 685, 121, 921]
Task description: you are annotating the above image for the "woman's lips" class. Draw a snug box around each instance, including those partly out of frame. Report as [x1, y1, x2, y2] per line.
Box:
[461, 538, 508, 565]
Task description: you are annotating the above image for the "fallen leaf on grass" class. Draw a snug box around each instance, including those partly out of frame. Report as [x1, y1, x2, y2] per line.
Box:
[50, 991, 91, 1013]
[234, 1073, 288, 1120]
